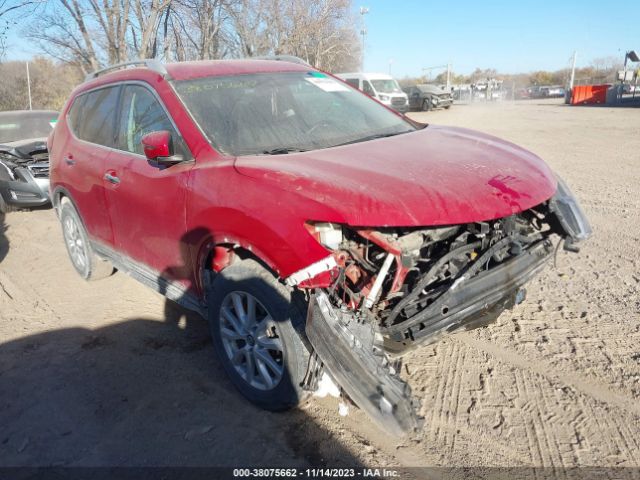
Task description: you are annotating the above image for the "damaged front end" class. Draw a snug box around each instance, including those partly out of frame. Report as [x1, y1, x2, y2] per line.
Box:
[297, 179, 591, 436]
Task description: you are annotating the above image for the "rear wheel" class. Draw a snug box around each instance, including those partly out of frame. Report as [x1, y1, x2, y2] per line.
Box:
[59, 199, 114, 280]
[207, 259, 309, 411]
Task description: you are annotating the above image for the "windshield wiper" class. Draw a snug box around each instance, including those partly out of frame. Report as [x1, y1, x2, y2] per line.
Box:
[333, 130, 413, 148]
[261, 147, 308, 155]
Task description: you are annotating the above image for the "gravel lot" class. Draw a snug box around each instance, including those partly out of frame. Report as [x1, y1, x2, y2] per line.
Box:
[0, 99, 638, 469]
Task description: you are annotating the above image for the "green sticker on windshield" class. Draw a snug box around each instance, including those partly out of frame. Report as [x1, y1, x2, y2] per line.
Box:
[308, 71, 327, 78]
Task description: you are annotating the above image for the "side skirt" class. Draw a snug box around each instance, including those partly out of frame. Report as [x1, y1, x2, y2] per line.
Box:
[91, 241, 207, 317]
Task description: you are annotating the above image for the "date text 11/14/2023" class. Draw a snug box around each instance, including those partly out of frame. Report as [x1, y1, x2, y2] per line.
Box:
[233, 468, 400, 478]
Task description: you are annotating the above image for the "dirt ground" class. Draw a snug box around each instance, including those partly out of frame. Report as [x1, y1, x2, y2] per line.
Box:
[0, 99, 638, 470]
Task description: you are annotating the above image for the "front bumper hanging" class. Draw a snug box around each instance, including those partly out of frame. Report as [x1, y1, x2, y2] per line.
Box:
[306, 291, 422, 436]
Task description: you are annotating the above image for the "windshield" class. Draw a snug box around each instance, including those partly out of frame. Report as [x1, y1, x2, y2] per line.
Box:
[0, 113, 58, 143]
[174, 72, 415, 156]
[370, 79, 402, 94]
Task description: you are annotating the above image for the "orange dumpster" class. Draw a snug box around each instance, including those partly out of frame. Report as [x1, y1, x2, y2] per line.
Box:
[571, 84, 610, 105]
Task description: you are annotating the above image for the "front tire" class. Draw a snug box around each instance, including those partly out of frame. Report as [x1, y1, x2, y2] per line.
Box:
[422, 99, 431, 111]
[59, 200, 114, 280]
[207, 259, 309, 411]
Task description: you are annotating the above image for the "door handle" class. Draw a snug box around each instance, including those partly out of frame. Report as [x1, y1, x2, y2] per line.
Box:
[104, 172, 120, 184]
[64, 156, 75, 165]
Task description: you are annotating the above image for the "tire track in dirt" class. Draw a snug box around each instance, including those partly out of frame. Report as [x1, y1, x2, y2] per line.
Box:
[451, 332, 640, 465]
[455, 332, 640, 417]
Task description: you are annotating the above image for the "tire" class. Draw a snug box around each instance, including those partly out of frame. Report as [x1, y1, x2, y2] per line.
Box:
[207, 259, 310, 411]
[444, 105, 451, 110]
[59, 199, 114, 281]
[422, 99, 431, 111]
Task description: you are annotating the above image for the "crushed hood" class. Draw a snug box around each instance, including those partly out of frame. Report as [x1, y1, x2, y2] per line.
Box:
[234, 125, 557, 226]
[0, 137, 48, 159]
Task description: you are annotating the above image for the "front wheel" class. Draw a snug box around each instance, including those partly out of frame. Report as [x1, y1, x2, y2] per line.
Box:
[207, 259, 310, 411]
[422, 99, 431, 111]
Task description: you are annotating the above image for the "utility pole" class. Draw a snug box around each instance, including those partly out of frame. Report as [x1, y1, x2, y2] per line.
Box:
[569, 51, 577, 89]
[360, 6, 369, 71]
[26, 61, 32, 110]
[388, 58, 394, 75]
[446, 63, 451, 90]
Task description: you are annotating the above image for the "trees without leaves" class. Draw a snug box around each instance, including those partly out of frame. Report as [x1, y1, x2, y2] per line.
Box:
[23, 0, 360, 73]
[0, 57, 82, 110]
[0, 0, 40, 59]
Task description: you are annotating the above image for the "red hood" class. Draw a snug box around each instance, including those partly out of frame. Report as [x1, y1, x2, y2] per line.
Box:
[234, 125, 557, 226]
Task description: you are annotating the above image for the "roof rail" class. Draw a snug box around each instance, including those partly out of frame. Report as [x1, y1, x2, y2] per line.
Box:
[252, 55, 311, 67]
[84, 59, 169, 82]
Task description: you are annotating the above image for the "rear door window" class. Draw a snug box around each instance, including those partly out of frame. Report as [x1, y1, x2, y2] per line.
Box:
[114, 84, 188, 158]
[76, 86, 121, 147]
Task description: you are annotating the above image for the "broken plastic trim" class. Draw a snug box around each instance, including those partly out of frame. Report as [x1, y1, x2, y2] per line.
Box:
[285, 255, 337, 286]
[382, 240, 552, 353]
[306, 290, 422, 436]
[549, 176, 592, 251]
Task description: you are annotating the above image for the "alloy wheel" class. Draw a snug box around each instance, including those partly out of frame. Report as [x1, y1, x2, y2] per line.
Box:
[219, 291, 285, 391]
[63, 215, 87, 272]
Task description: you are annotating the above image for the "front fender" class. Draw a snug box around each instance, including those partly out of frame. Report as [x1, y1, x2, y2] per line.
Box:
[187, 206, 333, 293]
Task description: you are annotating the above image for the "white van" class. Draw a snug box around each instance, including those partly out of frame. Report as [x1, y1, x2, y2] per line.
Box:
[336, 73, 408, 113]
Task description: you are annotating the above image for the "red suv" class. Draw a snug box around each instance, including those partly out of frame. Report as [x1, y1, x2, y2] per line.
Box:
[49, 58, 591, 435]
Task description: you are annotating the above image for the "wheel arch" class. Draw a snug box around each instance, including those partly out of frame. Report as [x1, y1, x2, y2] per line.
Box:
[188, 206, 332, 297]
[51, 185, 77, 213]
[51, 187, 91, 235]
[193, 233, 288, 299]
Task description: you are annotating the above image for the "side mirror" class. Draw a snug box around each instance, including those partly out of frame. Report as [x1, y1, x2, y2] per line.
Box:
[141, 130, 183, 166]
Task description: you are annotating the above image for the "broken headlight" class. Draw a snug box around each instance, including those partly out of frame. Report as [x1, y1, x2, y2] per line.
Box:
[305, 222, 344, 251]
[0, 160, 16, 180]
[549, 175, 592, 249]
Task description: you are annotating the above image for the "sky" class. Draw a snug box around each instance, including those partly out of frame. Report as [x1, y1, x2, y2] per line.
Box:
[355, 0, 638, 78]
[3, 0, 638, 77]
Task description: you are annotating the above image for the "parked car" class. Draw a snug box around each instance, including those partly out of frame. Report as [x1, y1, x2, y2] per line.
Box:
[404, 84, 453, 111]
[49, 58, 591, 436]
[622, 84, 636, 94]
[546, 86, 566, 98]
[0, 110, 57, 213]
[530, 86, 553, 99]
[335, 72, 408, 112]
